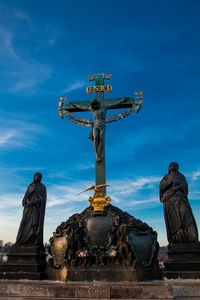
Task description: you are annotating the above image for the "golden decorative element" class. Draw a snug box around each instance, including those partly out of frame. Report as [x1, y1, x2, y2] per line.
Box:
[46, 264, 67, 282]
[78, 184, 110, 195]
[58, 90, 143, 128]
[88, 73, 112, 81]
[52, 235, 68, 266]
[78, 184, 111, 212]
[86, 84, 112, 94]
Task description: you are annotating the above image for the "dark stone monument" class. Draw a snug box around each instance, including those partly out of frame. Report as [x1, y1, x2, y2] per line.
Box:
[48, 74, 161, 282]
[47, 185, 161, 282]
[0, 173, 47, 280]
[160, 162, 200, 279]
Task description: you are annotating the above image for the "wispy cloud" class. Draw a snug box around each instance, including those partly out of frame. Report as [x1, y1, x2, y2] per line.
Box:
[1, 170, 200, 244]
[76, 162, 95, 170]
[190, 170, 200, 180]
[60, 80, 87, 94]
[0, 27, 20, 61]
[11, 61, 51, 92]
[47, 182, 90, 208]
[0, 130, 16, 146]
[128, 198, 158, 207]
[0, 12, 51, 93]
[0, 193, 22, 209]
[47, 27, 61, 46]
[14, 11, 32, 24]
[0, 113, 47, 150]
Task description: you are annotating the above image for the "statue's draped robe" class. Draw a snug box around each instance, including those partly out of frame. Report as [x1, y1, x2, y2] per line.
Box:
[160, 172, 198, 243]
[14, 182, 46, 249]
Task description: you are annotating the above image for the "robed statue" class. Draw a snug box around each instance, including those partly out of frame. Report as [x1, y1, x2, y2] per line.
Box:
[160, 162, 198, 244]
[14, 172, 46, 249]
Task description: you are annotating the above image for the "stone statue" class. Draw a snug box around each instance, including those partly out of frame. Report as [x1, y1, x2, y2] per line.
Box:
[71, 98, 127, 162]
[160, 162, 198, 244]
[14, 172, 46, 249]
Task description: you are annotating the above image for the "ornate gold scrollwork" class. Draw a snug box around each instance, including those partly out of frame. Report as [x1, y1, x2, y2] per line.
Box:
[88, 73, 112, 81]
[77, 184, 111, 212]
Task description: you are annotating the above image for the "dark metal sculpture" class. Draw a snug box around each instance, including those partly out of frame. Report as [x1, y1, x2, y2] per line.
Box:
[58, 74, 142, 189]
[71, 97, 127, 163]
[0, 173, 47, 280]
[14, 172, 47, 249]
[48, 204, 160, 281]
[160, 162, 198, 244]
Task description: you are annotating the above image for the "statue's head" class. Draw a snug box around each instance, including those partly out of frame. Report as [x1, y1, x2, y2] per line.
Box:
[90, 99, 100, 110]
[34, 172, 42, 183]
[168, 162, 179, 174]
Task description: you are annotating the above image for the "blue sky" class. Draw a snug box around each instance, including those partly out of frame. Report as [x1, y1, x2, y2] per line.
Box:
[0, 0, 200, 246]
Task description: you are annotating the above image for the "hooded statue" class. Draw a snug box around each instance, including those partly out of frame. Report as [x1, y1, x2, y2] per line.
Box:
[160, 162, 198, 244]
[14, 172, 46, 249]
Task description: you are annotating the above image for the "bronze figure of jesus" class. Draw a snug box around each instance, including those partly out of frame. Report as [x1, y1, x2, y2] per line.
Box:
[71, 97, 127, 163]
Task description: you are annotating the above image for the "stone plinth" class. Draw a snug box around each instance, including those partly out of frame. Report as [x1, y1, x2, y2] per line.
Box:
[164, 242, 200, 279]
[1, 280, 200, 299]
[66, 266, 161, 282]
[46, 263, 161, 282]
[0, 246, 46, 280]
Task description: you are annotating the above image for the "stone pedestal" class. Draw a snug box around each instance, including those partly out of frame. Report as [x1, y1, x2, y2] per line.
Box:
[164, 242, 200, 279]
[2, 280, 200, 299]
[0, 246, 46, 280]
[46, 262, 161, 282]
[66, 267, 137, 282]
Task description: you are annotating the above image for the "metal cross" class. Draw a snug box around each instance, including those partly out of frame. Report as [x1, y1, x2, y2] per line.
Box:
[59, 74, 142, 193]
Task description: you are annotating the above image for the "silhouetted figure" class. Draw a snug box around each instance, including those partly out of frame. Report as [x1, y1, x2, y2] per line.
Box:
[160, 162, 198, 244]
[14, 172, 46, 249]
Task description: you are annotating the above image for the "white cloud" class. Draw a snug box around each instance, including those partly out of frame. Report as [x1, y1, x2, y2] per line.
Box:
[0, 17, 51, 93]
[11, 61, 51, 92]
[47, 183, 90, 208]
[0, 27, 20, 61]
[0, 113, 47, 150]
[0, 128, 33, 149]
[1, 170, 200, 244]
[191, 171, 200, 180]
[128, 198, 159, 207]
[109, 176, 161, 197]
[0, 130, 16, 146]
[0, 193, 22, 209]
[47, 28, 61, 46]
[60, 80, 87, 94]
[0, 175, 161, 243]
[77, 162, 95, 170]
[14, 11, 32, 24]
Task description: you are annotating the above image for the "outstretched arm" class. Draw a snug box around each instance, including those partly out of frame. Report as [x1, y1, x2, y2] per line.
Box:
[106, 97, 128, 109]
[71, 102, 91, 111]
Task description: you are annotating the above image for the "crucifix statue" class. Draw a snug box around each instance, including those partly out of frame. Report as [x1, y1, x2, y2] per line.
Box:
[59, 73, 142, 191]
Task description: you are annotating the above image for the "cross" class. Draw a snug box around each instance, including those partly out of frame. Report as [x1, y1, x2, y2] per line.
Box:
[59, 74, 142, 193]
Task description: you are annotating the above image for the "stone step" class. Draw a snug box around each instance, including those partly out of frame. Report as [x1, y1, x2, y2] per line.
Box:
[0, 271, 45, 280]
[0, 263, 46, 273]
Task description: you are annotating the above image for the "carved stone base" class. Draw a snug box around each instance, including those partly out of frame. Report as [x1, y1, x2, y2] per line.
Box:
[49, 204, 161, 282]
[46, 261, 161, 282]
[67, 266, 161, 282]
[67, 267, 137, 282]
[163, 242, 200, 279]
[0, 246, 46, 280]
